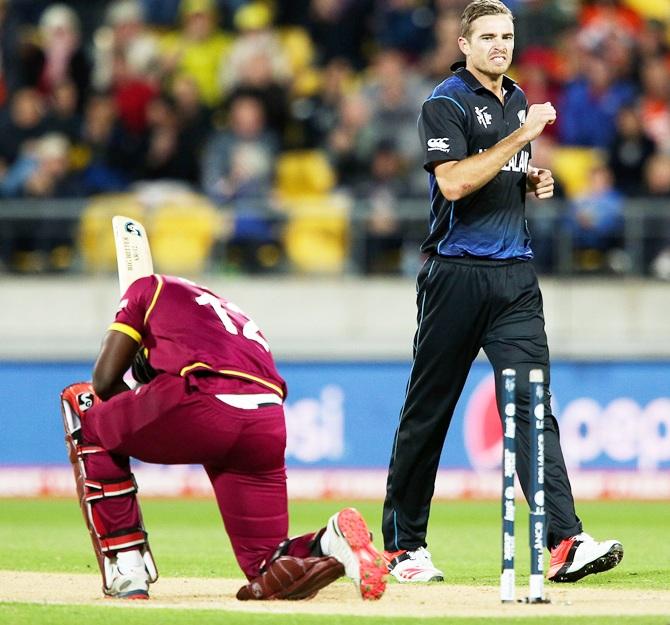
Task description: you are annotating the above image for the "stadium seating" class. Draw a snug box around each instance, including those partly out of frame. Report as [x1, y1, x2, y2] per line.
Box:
[79, 195, 147, 272]
[79, 190, 221, 276]
[151, 199, 221, 275]
[275, 150, 350, 273]
[550, 146, 605, 198]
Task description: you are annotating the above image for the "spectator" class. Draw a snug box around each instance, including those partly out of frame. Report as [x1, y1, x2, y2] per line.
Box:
[43, 79, 80, 141]
[1, 132, 82, 198]
[0, 88, 47, 168]
[642, 153, 670, 277]
[558, 51, 636, 148]
[608, 105, 656, 197]
[141, 93, 204, 184]
[361, 48, 429, 190]
[140, 0, 181, 26]
[644, 152, 670, 198]
[113, 43, 160, 135]
[222, 2, 291, 92]
[525, 135, 565, 273]
[274, 0, 312, 26]
[221, 3, 292, 142]
[420, 9, 462, 82]
[158, 0, 233, 108]
[576, 2, 640, 83]
[78, 93, 134, 193]
[170, 73, 213, 169]
[0, 133, 84, 272]
[0, 0, 20, 107]
[563, 162, 624, 270]
[307, 0, 374, 70]
[635, 19, 669, 65]
[201, 94, 280, 271]
[17, 4, 91, 111]
[372, 0, 435, 59]
[327, 92, 377, 188]
[171, 73, 212, 132]
[293, 58, 355, 149]
[202, 94, 277, 201]
[355, 139, 412, 274]
[513, 0, 575, 51]
[92, 0, 160, 94]
[638, 57, 670, 153]
[516, 47, 562, 138]
[578, 0, 643, 50]
[141, 94, 181, 181]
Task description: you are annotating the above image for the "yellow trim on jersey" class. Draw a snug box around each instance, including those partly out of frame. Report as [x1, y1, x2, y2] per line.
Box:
[144, 274, 164, 325]
[108, 322, 142, 344]
[180, 362, 284, 397]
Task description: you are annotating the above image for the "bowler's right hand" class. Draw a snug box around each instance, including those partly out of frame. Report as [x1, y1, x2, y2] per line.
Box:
[522, 102, 557, 142]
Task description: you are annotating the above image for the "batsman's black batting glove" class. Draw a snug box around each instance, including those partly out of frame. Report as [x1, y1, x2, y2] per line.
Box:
[131, 348, 157, 384]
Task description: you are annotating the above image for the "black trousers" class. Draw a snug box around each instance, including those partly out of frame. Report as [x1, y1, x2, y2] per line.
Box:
[382, 255, 582, 552]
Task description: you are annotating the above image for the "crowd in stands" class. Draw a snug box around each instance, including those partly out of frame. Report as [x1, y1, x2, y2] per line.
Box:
[0, 0, 669, 275]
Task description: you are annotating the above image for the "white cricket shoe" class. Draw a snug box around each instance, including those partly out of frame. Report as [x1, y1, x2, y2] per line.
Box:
[320, 508, 387, 600]
[106, 549, 150, 599]
[383, 547, 444, 583]
[548, 532, 623, 583]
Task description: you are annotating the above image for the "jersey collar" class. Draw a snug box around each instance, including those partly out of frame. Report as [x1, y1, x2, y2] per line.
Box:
[450, 61, 517, 95]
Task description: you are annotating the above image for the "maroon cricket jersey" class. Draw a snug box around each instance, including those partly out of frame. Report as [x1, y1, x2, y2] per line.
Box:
[110, 275, 287, 398]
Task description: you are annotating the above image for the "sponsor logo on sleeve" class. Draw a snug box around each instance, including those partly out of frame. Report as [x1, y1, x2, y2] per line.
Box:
[427, 137, 450, 152]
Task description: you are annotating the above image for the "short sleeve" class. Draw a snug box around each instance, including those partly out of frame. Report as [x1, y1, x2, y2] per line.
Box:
[109, 275, 156, 343]
[418, 96, 469, 172]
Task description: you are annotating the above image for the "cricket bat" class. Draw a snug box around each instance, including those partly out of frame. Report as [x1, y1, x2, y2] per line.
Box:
[112, 215, 154, 296]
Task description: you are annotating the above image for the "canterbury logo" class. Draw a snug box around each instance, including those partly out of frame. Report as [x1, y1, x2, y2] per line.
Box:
[427, 137, 450, 152]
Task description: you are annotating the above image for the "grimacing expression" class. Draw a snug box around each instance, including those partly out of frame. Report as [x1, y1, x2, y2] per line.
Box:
[459, 14, 514, 78]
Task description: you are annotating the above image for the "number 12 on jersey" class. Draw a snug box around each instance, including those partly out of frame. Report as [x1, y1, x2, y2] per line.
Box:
[195, 293, 270, 352]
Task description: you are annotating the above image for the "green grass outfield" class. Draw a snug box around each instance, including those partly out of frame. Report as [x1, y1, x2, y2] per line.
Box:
[1, 498, 668, 624]
[1, 605, 669, 625]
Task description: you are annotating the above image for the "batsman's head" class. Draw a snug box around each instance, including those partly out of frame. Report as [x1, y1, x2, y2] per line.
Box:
[458, 0, 514, 78]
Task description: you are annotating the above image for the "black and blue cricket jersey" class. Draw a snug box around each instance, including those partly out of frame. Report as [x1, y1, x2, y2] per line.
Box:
[418, 62, 532, 259]
[384, 65, 583, 558]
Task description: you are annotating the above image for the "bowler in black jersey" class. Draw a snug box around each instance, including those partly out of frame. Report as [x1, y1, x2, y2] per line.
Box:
[381, 0, 623, 585]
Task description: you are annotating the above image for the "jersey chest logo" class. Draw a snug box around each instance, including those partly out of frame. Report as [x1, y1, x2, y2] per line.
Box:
[475, 106, 493, 128]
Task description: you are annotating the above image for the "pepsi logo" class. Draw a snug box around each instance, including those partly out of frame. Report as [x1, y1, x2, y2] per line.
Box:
[464, 374, 503, 470]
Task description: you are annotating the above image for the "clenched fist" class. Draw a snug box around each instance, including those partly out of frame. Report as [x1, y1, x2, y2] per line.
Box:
[522, 102, 556, 142]
[527, 166, 555, 199]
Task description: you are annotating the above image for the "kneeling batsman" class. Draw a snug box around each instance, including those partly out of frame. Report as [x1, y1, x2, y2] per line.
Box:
[59, 217, 386, 601]
[60, 381, 385, 601]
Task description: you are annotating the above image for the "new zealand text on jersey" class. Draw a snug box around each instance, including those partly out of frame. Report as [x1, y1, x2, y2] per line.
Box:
[478, 148, 530, 173]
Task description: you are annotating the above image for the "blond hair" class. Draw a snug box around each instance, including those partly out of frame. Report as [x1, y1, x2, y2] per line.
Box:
[460, 0, 513, 39]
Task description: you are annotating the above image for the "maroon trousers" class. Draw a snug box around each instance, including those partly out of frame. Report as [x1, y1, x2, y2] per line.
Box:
[82, 373, 314, 579]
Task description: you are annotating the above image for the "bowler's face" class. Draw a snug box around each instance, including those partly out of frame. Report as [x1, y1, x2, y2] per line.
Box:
[459, 14, 514, 78]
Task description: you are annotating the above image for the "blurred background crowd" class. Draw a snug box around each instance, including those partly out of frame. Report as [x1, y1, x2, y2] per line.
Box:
[0, 0, 669, 277]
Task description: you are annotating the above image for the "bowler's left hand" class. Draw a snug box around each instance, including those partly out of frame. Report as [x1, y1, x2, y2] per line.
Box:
[527, 167, 554, 199]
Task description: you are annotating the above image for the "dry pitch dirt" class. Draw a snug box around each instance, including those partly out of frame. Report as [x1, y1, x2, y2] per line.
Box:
[1, 571, 670, 618]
